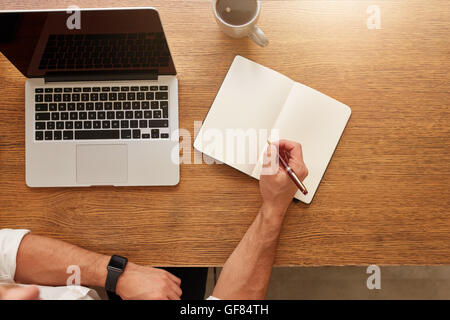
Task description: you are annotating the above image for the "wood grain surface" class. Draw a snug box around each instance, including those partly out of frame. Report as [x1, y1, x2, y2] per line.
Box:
[0, 0, 449, 266]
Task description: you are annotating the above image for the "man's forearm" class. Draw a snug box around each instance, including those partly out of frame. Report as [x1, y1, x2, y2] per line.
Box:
[15, 234, 109, 288]
[212, 203, 285, 300]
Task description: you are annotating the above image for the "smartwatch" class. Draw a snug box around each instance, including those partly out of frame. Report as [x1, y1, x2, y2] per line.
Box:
[105, 255, 128, 300]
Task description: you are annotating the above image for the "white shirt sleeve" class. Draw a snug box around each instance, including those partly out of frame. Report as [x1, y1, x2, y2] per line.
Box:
[0, 229, 30, 283]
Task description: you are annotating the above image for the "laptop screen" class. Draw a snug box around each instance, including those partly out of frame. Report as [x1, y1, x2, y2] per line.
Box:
[0, 8, 176, 78]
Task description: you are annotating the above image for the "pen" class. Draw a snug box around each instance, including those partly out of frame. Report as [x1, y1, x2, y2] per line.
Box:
[268, 140, 308, 195]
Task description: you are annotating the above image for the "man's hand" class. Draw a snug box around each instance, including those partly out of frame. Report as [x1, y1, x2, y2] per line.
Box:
[0, 285, 40, 300]
[260, 140, 308, 218]
[115, 263, 182, 300]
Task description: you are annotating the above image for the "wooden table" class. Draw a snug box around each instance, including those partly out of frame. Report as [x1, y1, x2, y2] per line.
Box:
[0, 0, 449, 266]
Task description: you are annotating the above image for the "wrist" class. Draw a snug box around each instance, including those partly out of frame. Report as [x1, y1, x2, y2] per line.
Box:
[115, 261, 136, 297]
[85, 254, 110, 288]
[259, 202, 287, 230]
[261, 201, 289, 219]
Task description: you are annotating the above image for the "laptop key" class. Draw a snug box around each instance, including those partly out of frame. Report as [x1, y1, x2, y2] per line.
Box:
[142, 133, 150, 139]
[36, 122, 46, 130]
[35, 94, 44, 102]
[155, 92, 168, 100]
[102, 121, 111, 129]
[35, 104, 48, 112]
[125, 111, 133, 119]
[153, 110, 162, 118]
[63, 131, 73, 140]
[47, 122, 55, 130]
[45, 131, 53, 140]
[146, 92, 154, 100]
[139, 120, 147, 128]
[151, 129, 159, 138]
[51, 112, 59, 120]
[75, 121, 83, 129]
[161, 133, 169, 139]
[49, 103, 57, 111]
[121, 130, 131, 139]
[132, 129, 141, 139]
[144, 111, 152, 119]
[107, 111, 115, 119]
[75, 130, 120, 140]
[112, 120, 120, 128]
[148, 120, 168, 128]
[130, 120, 138, 128]
[98, 111, 106, 120]
[54, 131, 62, 140]
[65, 121, 74, 129]
[84, 121, 92, 129]
[116, 111, 124, 119]
[121, 120, 129, 128]
[61, 112, 69, 120]
[56, 122, 64, 130]
[35, 131, 44, 140]
[93, 121, 101, 129]
[161, 106, 168, 118]
[36, 113, 50, 121]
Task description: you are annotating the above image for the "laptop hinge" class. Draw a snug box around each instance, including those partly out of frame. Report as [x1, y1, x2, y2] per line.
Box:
[44, 70, 158, 83]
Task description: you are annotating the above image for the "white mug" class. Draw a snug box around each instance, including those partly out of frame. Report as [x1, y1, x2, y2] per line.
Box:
[212, 0, 268, 47]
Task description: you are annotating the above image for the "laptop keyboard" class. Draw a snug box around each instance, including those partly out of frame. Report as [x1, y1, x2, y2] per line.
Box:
[34, 85, 170, 141]
[39, 33, 170, 70]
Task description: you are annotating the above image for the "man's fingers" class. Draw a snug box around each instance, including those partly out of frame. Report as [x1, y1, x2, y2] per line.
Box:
[272, 140, 308, 180]
[168, 291, 181, 300]
[170, 282, 182, 297]
[277, 139, 303, 161]
[165, 271, 181, 286]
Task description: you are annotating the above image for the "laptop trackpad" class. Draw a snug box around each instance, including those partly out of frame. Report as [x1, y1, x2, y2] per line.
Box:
[76, 144, 128, 184]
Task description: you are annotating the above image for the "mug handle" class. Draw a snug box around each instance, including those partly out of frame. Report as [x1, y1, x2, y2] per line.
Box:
[248, 25, 269, 47]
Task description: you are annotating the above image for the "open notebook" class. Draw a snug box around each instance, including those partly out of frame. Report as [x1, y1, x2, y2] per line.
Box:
[194, 56, 351, 204]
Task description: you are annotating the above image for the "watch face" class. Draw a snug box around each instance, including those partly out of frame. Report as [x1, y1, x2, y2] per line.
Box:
[109, 255, 128, 270]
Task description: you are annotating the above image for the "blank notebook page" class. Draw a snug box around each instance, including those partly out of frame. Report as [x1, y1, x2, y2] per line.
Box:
[194, 55, 294, 174]
[267, 82, 352, 203]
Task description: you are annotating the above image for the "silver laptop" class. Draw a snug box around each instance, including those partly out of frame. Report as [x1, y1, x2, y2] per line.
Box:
[0, 8, 179, 187]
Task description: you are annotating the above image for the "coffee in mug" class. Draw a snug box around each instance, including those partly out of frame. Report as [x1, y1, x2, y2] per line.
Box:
[212, 0, 268, 47]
